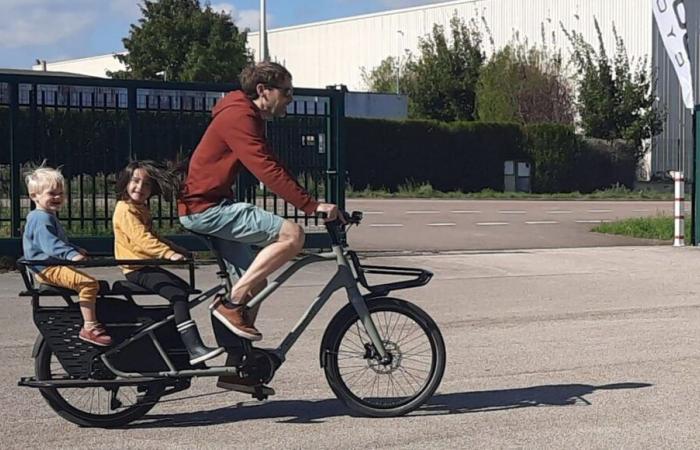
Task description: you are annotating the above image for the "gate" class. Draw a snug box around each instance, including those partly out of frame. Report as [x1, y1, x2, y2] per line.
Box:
[0, 72, 345, 255]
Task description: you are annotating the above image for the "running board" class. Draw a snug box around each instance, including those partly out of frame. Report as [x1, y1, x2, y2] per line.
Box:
[18, 376, 174, 389]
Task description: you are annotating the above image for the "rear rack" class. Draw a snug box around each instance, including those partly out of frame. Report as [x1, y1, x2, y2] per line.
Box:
[348, 252, 433, 298]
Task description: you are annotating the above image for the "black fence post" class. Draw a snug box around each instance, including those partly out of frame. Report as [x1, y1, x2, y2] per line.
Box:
[327, 84, 347, 210]
[127, 86, 137, 159]
[9, 81, 20, 238]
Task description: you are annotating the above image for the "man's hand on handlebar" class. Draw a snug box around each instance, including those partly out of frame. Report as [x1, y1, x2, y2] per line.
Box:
[315, 203, 345, 223]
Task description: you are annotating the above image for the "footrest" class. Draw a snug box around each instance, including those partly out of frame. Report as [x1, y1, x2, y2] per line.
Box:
[18, 375, 171, 389]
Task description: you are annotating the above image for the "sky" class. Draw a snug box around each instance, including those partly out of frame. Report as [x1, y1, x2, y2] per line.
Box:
[0, 0, 449, 69]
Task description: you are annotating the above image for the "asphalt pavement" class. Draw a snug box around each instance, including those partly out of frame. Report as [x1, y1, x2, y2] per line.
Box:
[2, 245, 700, 448]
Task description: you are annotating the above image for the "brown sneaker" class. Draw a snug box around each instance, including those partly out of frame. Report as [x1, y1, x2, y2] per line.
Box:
[217, 374, 275, 396]
[210, 299, 262, 341]
[79, 324, 113, 347]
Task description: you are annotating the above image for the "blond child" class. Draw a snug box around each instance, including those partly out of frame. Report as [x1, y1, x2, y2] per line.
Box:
[22, 167, 112, 346]
[112, 161, 223, 365]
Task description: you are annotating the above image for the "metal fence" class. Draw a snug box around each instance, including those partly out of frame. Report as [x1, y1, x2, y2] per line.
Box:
[0, 72, 346, 255]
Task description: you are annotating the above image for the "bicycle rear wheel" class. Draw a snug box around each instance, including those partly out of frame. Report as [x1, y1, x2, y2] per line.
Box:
[35, 339, 164, 428]
[322, 297, 445, 417]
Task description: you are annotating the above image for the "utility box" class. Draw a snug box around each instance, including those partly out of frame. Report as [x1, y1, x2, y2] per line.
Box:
[504, 160, 531, 192]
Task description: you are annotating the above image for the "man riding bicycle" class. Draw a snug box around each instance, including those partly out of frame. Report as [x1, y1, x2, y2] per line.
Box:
[178, 61, 340, 345]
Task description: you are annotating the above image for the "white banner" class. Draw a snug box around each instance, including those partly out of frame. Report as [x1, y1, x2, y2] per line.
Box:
[653, 0, 695, 109]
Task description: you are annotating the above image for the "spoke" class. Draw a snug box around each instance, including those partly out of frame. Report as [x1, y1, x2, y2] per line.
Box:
[398, 366, 427, 388]
[341, 337, 366, 354]
[397, 367, 420, 393]
[401, 340, 431, 356]
[387, 312, 402, 343]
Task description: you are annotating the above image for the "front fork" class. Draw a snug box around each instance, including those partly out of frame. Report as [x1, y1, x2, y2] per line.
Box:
[336, 247, 390, 362]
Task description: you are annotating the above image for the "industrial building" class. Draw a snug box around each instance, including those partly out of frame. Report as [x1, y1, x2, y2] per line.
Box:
[31, 0, 699, 178]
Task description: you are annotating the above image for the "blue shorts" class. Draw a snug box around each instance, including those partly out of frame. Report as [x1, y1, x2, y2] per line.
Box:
[179, 200, 285, 280]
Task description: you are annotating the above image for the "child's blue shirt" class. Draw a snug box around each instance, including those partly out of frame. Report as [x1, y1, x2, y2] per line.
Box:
[22, 209, 80, 272]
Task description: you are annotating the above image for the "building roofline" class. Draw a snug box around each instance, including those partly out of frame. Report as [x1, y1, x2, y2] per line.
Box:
[38, 52, 127, 65]
[248, 0, 481, 35]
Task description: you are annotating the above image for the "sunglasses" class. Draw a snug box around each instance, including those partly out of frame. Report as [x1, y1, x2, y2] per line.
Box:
[267, 84, 294, 97]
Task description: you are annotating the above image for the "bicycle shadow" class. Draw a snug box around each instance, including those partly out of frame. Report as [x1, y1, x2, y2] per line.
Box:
[129, 381, 652, 428]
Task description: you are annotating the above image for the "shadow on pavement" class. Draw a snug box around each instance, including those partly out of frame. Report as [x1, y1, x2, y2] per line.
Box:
[129, 382, 652, 428]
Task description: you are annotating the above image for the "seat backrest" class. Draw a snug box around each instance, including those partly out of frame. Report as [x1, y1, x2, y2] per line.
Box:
[186, 231, 228, 272]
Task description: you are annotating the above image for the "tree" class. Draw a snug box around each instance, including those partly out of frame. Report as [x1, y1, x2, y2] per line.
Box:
[403, 15, 485, 121]
[476, 44, 575, 125]
[564, 19, 662, 159]
[360, 55, 412, 93]
[109, 0, 251, 83]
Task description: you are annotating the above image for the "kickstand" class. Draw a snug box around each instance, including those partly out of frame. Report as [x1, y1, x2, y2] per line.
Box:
[253, 386, 268, 401]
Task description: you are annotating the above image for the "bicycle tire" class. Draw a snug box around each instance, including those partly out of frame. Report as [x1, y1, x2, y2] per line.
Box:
[322, 297, 445, 417]
[35, 338, 164, 428]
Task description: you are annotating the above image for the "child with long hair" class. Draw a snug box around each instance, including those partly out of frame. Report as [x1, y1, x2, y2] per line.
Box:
[112, 160, 223, 365]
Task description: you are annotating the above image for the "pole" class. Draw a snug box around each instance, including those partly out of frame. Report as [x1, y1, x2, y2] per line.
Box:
[396, 30, 404, 95]
[693, 107, 699, 244]
[260, 0, 269, 62]
[672, 171, 685, 246]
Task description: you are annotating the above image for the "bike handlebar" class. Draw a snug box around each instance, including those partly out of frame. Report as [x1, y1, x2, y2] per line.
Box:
[318, 210, 363, 247]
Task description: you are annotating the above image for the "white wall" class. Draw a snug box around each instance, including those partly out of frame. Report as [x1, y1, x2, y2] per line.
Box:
[36, 0, 652, 91]
[248, 0, 652, 90]
[33, 53, 126, 78]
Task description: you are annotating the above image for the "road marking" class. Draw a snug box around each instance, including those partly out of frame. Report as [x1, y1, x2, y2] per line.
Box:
[370, 224, 404, 227]
[575, 220, 612, 223]
[499, 210, 526, 214]
[525, 221, 559, 225]
[451, 210, 481, 214]
[587, 209, 612, 213]
[547, 210, 572, 214]
[477, 222, 509, 226]
[428, 223, 456, 227]
[363, 211, 384, 215]
[632, 209, 650, 212]
[406, 210, 440, 214]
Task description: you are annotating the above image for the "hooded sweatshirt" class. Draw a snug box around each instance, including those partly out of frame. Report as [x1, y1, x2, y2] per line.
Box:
[177, 90, 319, 217]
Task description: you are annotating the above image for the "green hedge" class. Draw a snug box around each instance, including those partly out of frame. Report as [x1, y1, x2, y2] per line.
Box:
[347, 118, 635, 193]
[346, 118, 525, 192]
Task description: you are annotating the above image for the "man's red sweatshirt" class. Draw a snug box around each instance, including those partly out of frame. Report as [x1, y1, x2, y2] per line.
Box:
[177, 90, 319, 217]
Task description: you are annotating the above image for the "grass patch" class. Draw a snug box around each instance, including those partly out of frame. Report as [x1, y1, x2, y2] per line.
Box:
[347, 183, 674, 201]
[592, 214, 690, 243]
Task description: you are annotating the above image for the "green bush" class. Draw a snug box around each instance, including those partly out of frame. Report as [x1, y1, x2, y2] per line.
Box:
[523, 123, 579, 193]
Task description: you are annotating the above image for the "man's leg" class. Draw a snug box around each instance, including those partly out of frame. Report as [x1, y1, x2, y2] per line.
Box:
[229, 220, 304, 303]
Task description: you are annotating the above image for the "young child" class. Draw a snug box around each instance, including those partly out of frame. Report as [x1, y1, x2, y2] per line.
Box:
[23, 166, 113, 346]
[112, 160, 223, 365]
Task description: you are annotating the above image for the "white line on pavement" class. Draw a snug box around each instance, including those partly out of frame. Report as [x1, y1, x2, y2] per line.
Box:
[525, 221, 559, 225]
[547, 210, 572, 214]
[428, 223, 456, 226]
[451, 210, 481, 214]
[632, 209, 650, 212]
[499, 210, 526, 214]
[362, 211, 385, 215]
[587, 209, 612, 213]
[369, 224, 404, 227]
[406, 210, 440, 214]
[477, 222, 509, 226]
[575, 220, 611, 223]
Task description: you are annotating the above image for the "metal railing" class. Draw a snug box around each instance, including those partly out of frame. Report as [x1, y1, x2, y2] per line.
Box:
[0, 73, 346, 255]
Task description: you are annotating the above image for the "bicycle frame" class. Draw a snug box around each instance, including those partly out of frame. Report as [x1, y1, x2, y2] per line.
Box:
[99, 243, 389, 379]
[247, 244, 389, 363]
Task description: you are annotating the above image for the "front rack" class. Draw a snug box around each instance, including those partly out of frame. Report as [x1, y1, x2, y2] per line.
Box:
[348, 252, 433, 298]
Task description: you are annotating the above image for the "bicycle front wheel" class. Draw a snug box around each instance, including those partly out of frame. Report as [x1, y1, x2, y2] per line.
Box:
[323, 297, 445, 417]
